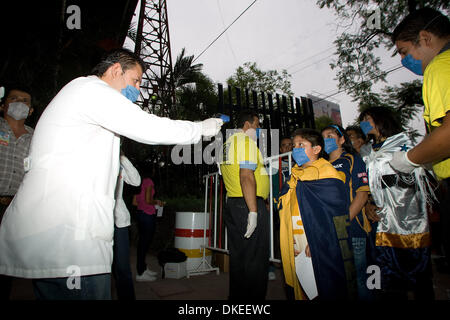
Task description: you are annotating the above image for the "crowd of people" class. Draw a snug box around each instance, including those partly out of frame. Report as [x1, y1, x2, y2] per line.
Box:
[220, 7, 449, 301]
[0, 48, 223, 300]
[0, 7, 448, 301]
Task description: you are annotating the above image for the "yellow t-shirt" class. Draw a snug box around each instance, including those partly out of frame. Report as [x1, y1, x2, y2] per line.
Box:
[423, 48, 450, 179]
[220, 132, 270, 199]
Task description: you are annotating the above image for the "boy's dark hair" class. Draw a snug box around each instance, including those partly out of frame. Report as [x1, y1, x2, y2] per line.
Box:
[345, 125, 367, 141]
[392, 7, 450, 43]
[322, 124, 357, 155]
[291, 128, 325, 158]
[358, 107, 402, 139]
[91, 48, 147, 77]
[1, 83, 32, 104]
[236, 109, 259, 129]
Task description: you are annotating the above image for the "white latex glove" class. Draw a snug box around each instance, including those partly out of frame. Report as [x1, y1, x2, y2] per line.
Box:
[390, 151, 419, 174]
[201, 118, 224, 138]
[244, 211, 258, 238]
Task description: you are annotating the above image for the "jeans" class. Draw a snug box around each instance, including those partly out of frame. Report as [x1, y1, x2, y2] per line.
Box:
[32, 273, 111, 300]
[112, 226, 135, 300]
[352, 237, 374, 301]
[136, 211, 156, 275]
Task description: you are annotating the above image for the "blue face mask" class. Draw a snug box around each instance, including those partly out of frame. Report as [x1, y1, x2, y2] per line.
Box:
[292, 147, 310, 166]
[360, 121, 374, 136]
[121, 85, 140, 102]
[324, 138, 338, 154]
[401, 54, 423, 76]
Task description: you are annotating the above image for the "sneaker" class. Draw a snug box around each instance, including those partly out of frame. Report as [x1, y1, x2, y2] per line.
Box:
[268, 271, 276, 281]
[136, 271, 157, 282]
[145, 269, 158, 276]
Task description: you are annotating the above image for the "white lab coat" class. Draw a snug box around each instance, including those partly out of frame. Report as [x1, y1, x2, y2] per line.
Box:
[0, 76, 202, 278]
[114, 155, 140, 228]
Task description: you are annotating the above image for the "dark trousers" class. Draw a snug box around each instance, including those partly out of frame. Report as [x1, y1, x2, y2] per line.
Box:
[438, 179, 450, 268]
[112, 226, 135, 300]
[32, 274, 111, 300]
[136, 211, 156, 276]
[0, 203, 12, 300]
[224, 197, 270, 300]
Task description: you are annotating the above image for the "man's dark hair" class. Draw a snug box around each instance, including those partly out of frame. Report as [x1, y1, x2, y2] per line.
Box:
[345, 125, 367, 141]
[291, 128, 325, 158]
[392, 7, 450, 43]
[1, 83, 32, 105]
[236, 109, 259, 129]
[91, 48, 147, 77]
[322, 124, 357, 155]
[358, 107, 402, 139]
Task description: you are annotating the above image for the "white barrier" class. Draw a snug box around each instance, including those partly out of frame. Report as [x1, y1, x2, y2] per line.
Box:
[174, 211, 213, 272]
[188, 152, 293, 277]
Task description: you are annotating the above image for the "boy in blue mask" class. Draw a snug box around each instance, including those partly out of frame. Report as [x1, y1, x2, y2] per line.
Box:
[322, 124, 372, 301]
[391, 8, 450, 274]
[278, 128, 356, 300]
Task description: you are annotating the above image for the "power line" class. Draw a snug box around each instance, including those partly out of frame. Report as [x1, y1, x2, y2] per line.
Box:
[311, 64, 403, 104]
[290, 53, 335, 74]
[285, 45, 335, 70]
[216, 0, 239, 65]
[193, 0, 258, 63]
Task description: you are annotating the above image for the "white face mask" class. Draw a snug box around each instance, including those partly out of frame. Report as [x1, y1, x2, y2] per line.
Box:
[7, 102, 30, 120]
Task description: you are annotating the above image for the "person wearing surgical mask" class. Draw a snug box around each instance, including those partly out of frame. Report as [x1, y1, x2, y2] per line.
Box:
[220, 109, 270, 300]
[277, 128, 356, 300]
[321, 124, 372, 301]
[358, 106, 436, 300]
[391, 8, 450, 276]
[0, 48, 224, 300]
[0, 84, 34, 215]
[0, 84, 33, 300]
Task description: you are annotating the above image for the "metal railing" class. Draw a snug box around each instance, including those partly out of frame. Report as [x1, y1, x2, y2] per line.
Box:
[188, 152, 293, 276]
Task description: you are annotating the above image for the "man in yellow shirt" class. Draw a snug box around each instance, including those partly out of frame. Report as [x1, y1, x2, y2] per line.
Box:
[390, 8, 450, 271]
[220, 109, 270, 300]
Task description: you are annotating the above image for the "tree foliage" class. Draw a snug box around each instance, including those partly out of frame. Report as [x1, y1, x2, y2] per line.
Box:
[315, 115, 335, 131]
[316, 0, 449, 134]
[316, 0, 448, 101]
[226, 62, 293, 96]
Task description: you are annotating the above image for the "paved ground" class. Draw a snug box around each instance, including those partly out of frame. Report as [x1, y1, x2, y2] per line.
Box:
[8, 247, 450, 300]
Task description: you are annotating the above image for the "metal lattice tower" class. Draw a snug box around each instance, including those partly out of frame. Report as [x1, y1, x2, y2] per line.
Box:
[134, 0, 175, 115]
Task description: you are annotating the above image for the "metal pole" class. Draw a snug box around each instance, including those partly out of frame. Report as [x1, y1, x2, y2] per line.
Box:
[214, 173, 218, 248]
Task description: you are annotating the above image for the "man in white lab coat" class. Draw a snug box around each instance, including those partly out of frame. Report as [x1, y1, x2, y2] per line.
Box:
[0, 48, 223, 299]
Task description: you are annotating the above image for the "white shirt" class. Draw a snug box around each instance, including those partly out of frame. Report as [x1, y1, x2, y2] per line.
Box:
[114, 155, 140, 228]
[0, 76, 202, 278]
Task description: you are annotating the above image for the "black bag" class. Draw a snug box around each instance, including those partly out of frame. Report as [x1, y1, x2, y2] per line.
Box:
[157, 248, 187, 278]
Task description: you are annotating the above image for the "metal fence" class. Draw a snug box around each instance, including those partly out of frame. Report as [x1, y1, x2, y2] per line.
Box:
[218, 84, 316, 140]
[187, 152, 294, 277]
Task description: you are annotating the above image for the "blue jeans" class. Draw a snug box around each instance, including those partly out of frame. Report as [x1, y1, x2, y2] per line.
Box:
[136, 211, 156, 275]
[352, 237, 374, 301]
[112, 226, 135, 300]
[32, 273, 111, 300]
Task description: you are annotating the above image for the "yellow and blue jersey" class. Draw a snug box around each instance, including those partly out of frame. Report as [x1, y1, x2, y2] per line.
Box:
[220, 132, 270, 199]
[423, 46, 450, 179]
[331, 152, 370, 238]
